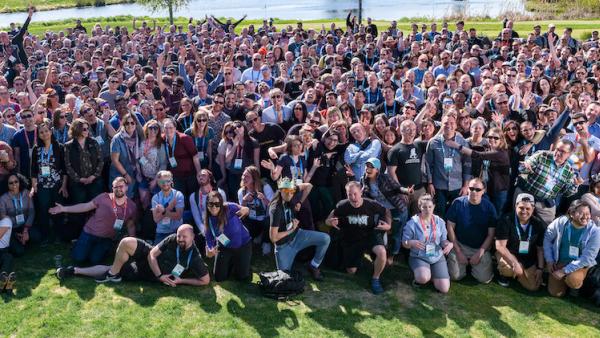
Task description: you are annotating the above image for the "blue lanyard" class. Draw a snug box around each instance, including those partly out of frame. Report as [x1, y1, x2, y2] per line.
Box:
[384, 100, 396, 117]
[283, 206, 292, 224]
[195, 136, 205, 153]
[55, 127, 68, 143]
[181, 115, 192, 130]
[440, 140, 454, 158]
[160, 190, 174, 207]
[176, 246, 193, 269]
[566, 222, 585, 248]
[40, 144, 53, 164]
[367, 89, 380, 104]
[12, 193, 23, 212]
[514, 215, 532, 241]
[293, 157, 303, 180]
[165, 135, 177, 157]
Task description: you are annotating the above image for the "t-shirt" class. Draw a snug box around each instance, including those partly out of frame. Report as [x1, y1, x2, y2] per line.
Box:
[387, 141, 426, 188]
[151, 189, 185, 234]
[446, 196, 497, 248]
[249, 123, 286, 167]
[269, 199, 298, 246]
[84, 193, 137, 239]
[11, 128, 36, 177]
[558, 224, 585, 263]
[495, 213, 545, 268]
[156, 234, 208, 279]
[277, 154, 307, 183]
[333, 198, 386, 244]
[164, 132, 198, 178]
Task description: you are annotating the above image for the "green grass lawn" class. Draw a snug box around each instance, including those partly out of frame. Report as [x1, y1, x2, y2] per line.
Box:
[1, 243, 600, 337]
[0, 0, 132, 13]
[3, 16, 599, 40]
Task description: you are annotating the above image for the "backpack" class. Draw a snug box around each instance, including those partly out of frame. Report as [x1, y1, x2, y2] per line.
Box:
[257, 270, 305, 300]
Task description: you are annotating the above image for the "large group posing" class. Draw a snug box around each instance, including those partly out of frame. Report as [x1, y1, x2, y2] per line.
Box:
[0, 8, 600, 301]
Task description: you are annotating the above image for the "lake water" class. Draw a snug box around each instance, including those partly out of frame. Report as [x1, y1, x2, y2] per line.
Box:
[0, 0, 526, 25]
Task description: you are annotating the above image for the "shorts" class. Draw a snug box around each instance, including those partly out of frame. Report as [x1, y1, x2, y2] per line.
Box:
[341, 232, 385, 269]
[120, 239, 156, 282]
[409, 255, 450, 279]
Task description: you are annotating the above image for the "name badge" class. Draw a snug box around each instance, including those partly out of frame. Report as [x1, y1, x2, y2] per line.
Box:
[113, 219, 124, 231]
[234, 158, 243, 170]
[295, 179, 303, 186]
[198, 151, 205, 161]
[95, 136, 104, 145]
[217, 233, 231, 246]
[518, 240, 529, 254]
[41, 166, 51, 177]
[139, 157, 148, 166]
[425, 243, 436, 257]
[569, 245, 579, 259]
[161, 217, 171, 225]
[286, 222, 294, 231]
[443, 157, 453, 171]
[171, 263, 185, 277]
[16, 214, 25, 225]
[169, 157, 178, 168]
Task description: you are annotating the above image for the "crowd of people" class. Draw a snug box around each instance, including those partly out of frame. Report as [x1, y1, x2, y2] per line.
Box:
[1, 8, 600, 301]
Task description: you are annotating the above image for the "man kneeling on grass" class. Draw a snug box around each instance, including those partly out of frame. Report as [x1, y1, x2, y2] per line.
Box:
[56, 224, 210, 287]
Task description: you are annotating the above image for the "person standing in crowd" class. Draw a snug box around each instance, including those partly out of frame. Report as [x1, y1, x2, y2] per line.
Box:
[425, 114, 471, 219]
[204, 191, 252, 282]
[544, 200, 600, 297]
[109, 113, 145, 198]
[185, 111, 214, 172]
[224, 121, 259, 199]
[446, 178, 497, 284]
[190, 169, 227, 237]
[151, 170, 185, 244]
[238, 166, 274, 255]
[402, 194, 453, 293]
[269, 178, 330, 281]
[11, 109, 37, 177]
[138, 120, 168, 208]
[495, 193, 546, 290]
[49, 177, 137, 265]
[326, 181, 392, 294]
[344, 123, 382, 180]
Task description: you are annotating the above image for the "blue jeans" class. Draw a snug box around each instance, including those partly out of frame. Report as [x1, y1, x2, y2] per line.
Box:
[274, 229, 330, 271]
[434, 189, 460, 220]
[490, 190, 508, 215]
[391, 209, 409, 255]
[71, 231, 114, 265]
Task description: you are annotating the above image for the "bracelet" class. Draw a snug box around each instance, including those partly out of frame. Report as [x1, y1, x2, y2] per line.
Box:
[156, 273, 163, 278]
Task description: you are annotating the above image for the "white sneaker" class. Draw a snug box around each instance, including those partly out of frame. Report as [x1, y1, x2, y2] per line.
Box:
[262, 242, 272, 256]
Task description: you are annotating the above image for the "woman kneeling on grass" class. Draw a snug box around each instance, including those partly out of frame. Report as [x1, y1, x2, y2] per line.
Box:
[204, 191, 253, 282]
[402, 194, 453, 293]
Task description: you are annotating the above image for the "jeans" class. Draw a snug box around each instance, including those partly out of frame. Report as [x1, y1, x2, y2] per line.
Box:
[490, 190, 508, 215]
[35, 185, 65, 241]
[173, 175, 198, 211]
[390, 209, 408, 255]
[71, 231, 114, 265]
[275, 229, 330, 271]
[213, 241, 252, 282]
[433, 189, 460, 220]
[308, 186, 336, 223]
[0, 248, 14, 273]
[10, 226, 41, 257]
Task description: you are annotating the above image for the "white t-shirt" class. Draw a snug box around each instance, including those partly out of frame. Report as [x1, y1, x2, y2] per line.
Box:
[0, 217, 12, 249]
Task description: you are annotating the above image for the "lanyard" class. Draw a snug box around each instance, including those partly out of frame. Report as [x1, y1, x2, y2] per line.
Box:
[283, 205, 292, 225]
[111, 193, 127, 219]
[236, 145, 242, 159]
[40, 144, 53, 164]
[12, 193, 23, 212]
[24, 128, 37, 150]
[514, 215, 532, 241]
[419, 216, 436, 243]
[160, 189, 174, 207]
[440, 140, 454, 158]
[165, 134, 177, 157]
[384, 100, 396, 118]
[55, 127, 68, 143]
[355, 78, 366, 89]
[293, 157, 303, 180]
[566, 222, 585, 249]
[176, 246, 193, 270]
[195, 136, 205, 153]
[367, 88, 380, 104]
[181, 114, 192, 130]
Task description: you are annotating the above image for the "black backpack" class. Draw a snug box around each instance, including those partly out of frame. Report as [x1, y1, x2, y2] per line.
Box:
[257, 270, 305, 300]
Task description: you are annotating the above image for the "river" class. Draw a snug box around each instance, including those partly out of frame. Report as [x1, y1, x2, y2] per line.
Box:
[0, 0, 526, 25]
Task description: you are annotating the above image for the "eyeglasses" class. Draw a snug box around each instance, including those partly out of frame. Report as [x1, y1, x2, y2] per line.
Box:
[468, 187, 483, 192]
[294, 107, 303, 111]
[573, 120, 587, 127]
[207, 202, 221, 208]
[4, 114, 15, 118]
[196, 118, 208, 123]
[272, 95, 282, 99]
[21, 115, 33, 119]
[148, 125, 160, 131]
[125, 121, 136, 126]
[224, 72, 232, 75]
[487, 136, 500, 140]
[504, 126, 518, 131]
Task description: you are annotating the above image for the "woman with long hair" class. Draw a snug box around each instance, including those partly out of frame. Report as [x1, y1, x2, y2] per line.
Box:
[138, 120, 167, 208]
[204, 190, 252, 282]
[0, 173, 38, 256]
[185, 111, 214, 171]
[238, 166, 275, 255]
[224, 121, 260, 199]
[51, 109, 70, 144]
[109, 113, 145, 199]
[176, 97, 195, 132]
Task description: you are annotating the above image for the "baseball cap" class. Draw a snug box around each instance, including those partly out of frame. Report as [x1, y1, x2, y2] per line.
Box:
[516, 193, 535, 204]
[366, 158, 381, 170]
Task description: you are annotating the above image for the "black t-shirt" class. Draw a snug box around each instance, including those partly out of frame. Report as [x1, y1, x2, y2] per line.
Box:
[496, 213, 545, 268]
[387, 141, 426, 188]
[277, 154, 307, 182]
[333, 198, 386, 244]
[307, 143, 345, 186]
[269, 199, 298, 246]
[156, 234, 208, 279]
[250, 123, 286, 175]
[284, 80, 303, 100]
[375, 100, 403, 118]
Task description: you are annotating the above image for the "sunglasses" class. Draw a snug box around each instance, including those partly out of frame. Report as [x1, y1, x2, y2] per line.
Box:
[487, 136, 500, 140]
[281, 188, 295, 194]
[21, 115, 33, 119]
[59, 115, 67, 119]
[125, 121, 136, 126]
[196, 118, 208, 123]
[468, 187, 483, 192]
[4, 114, 15, 118]
[309, 120, 320, 125]
[573, 121, 587, 127]
[148, 125, 160, 131]
[272, 95, 282, 99]
[158, 179, 172, 185]
[207, 202, 221, 208]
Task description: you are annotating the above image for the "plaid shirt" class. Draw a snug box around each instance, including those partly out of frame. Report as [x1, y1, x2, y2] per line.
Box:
[520, 150, 578, 202]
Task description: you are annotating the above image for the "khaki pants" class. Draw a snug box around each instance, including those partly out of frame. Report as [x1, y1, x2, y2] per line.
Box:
[447, 242, 493, 283]
[495, 252, 541, 291]
[548, 263, 589, 297]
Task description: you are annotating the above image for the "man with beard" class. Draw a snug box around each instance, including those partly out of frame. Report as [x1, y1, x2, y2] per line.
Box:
[56, 224, 210, 287]
[49, 177, 137, 265]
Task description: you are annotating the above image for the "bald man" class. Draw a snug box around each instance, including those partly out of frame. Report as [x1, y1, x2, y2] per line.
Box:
[56, 224, 210, 287]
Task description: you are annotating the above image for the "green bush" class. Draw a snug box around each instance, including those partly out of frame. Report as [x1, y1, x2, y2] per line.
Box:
[94, 0, 106, 6]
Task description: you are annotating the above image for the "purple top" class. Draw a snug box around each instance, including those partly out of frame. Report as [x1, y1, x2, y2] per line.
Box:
[205, 203, 251, 249]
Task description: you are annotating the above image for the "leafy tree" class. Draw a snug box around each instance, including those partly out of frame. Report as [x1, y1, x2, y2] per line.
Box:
[136, 0, 189, 24]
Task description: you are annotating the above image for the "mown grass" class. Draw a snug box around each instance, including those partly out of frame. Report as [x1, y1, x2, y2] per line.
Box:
[525, 0, 600, 18]
[0, 0, 133, 13]
[3, 16, 600, 40]
[1, 243, 599, 337]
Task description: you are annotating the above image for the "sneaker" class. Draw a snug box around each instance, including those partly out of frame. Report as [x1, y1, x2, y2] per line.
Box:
[261, 242, 272, 256]
[307, 265, 324, 281]
[4, 272, 15, 293]
[411, 279, 423, 288]
[95, 271, 122, 283]
[56, 266, 75, 280]
[371, 278, 384, 295]
[497, 275, 510, 288]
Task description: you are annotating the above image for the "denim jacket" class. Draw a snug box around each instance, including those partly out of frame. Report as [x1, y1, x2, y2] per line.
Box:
[402, 214, 448, 264]
[543, 216, 600, 274]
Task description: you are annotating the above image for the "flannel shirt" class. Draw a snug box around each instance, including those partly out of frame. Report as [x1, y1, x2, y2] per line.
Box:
[520, 150, 578, 202]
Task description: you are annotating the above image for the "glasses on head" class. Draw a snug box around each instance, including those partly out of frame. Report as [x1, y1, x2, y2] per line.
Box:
[468, 186, 483, 192]
[207, 202, 221, 208]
